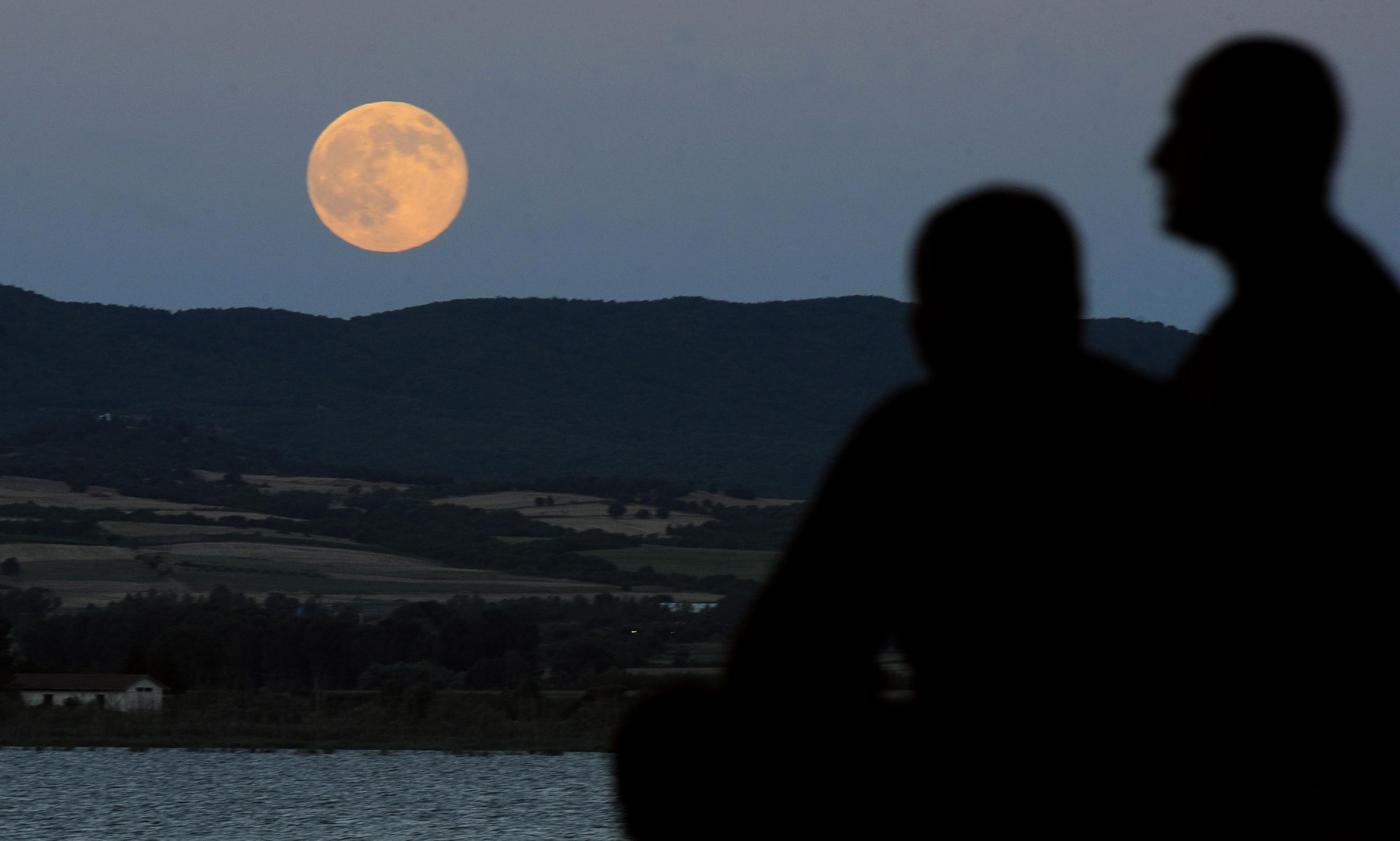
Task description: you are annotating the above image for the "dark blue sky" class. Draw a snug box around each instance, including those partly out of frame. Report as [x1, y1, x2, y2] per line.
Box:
[4, 1, 1398, 330]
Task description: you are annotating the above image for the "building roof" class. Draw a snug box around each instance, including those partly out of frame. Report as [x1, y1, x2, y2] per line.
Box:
[7, 673, 166, 692]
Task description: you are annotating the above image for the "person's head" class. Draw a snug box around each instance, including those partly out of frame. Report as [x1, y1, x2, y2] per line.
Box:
[910, 187, 1081, 376]
[1150, 37, 1342, 247]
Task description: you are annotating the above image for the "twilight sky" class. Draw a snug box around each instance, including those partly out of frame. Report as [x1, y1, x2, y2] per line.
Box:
[3, 1, 1399, 330]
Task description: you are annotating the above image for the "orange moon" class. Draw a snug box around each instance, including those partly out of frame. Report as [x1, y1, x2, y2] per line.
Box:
[307, 101, 468, 252]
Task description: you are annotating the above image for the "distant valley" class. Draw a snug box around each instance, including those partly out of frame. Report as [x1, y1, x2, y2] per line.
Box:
[0, 289, 1194, 732]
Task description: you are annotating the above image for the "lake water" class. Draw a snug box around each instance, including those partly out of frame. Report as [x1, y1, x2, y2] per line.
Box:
[0, 748, 623, 840]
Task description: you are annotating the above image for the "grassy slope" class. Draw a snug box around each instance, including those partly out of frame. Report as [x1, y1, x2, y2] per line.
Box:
[1, 475, 772, 606]
[1, 534, 623, 607]
[434, 491, 713, 536]
[0, 473, 642, 605]
[581, 546, 778, 581]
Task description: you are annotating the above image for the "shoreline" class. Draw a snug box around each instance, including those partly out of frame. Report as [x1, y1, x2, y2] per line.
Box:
[0, 743, 605, 755]
[0, 719, 619, 753]
[0, 688, 633, 754]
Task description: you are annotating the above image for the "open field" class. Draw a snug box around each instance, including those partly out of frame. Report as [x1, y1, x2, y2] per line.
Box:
[0, 475, 733, 607]
[434, 492, 712, 536]
[0, 542, 134, 563]
[581, 546, 778, 580]
[682, 490, 803, 508]
[0, 476, 277, 520]
[618, 587, 728, 603]
[433, 490, 607, 510]
[534, 509, 710, 536]
[160, 541, 589, 585]
[0, 538, 624, 607]
[0, 541, 190, 605]
[191, 470, 411, 495]
[174, 509, 299, 521]
[97, 521, 358, 545]
[0, 475, 207, 511]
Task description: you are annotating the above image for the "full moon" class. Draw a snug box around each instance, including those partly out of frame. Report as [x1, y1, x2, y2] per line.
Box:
[307, 101, 468, 252]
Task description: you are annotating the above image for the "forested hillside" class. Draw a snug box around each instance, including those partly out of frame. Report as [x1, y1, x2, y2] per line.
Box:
[0, 285, 1193, 496]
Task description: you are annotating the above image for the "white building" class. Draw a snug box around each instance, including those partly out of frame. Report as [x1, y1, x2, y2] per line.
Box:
[10, 673, 166, 712]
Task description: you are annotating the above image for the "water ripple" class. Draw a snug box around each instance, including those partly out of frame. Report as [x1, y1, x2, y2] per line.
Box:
[0, 748, 623, 840]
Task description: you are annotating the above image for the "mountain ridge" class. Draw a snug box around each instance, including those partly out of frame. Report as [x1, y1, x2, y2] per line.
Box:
[0, 283, 1195, 496]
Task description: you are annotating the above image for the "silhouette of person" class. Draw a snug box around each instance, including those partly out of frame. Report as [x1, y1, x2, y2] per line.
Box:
[1153, 37, 1400, 511]
[617, 187, 1202, 839]
[1151, 37, 1399, 838]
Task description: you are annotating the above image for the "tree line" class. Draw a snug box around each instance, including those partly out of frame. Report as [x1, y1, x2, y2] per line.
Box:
[4, 587, 746, 695]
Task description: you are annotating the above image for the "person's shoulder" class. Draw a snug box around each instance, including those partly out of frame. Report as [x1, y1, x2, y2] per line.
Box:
[874, 381, 937, 411]
[857, 382, 937, 427]
[802, 383, 935, 503]
[1326, 225, 1400, 305]
[1074, 353, 1182, 416]
[1315, 227, 1400, 352]
[829, 382, 938, 457]
[1078, 353, 1165, 392]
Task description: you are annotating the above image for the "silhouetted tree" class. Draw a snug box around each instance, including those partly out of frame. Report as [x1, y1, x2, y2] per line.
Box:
[0, 587, 60, 621]
[0, 557, 18, 577]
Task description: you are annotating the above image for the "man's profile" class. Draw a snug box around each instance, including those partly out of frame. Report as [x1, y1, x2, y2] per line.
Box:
[1151, 36, 1399, 838]
[1152, 37, 1400, 510]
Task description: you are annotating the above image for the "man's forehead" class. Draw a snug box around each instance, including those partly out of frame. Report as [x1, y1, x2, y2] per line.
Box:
[1169, 76, 1230, 122]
